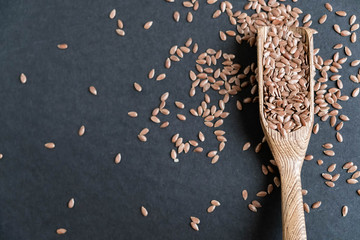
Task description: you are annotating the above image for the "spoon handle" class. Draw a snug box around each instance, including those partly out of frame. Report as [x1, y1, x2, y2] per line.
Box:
[280, 162, 307, 240]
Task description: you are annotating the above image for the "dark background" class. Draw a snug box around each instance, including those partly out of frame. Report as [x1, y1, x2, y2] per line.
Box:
[0, 0, 359, 239]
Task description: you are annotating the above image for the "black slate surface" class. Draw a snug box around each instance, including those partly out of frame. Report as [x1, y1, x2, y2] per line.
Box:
[0, 0, 360, 239]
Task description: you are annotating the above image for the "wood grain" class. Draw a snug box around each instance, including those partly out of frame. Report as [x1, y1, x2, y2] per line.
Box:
[257, 26, 315, 240]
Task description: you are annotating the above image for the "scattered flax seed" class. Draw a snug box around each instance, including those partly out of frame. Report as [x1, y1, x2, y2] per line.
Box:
[317, 160, 324, 165]
[20, 73, 27, 84]
[256, 191, 267, 197]
[68, 198, 75, 209]
[141, 206, 148, 216]
[322, 173, 333, 181]
[177, 114, 186, 121]
[274, 176, 280, 187]
[304, 203, 310, 213]
[148, 69, 155, 79]
[324, 150, 335, 156]
[0, 154, 3, 159]
[313, 123, 319, 134]
[89, 86, 97, 95]
[109, 9, 116, 19]
[207, 205, 216, 213]
[191, 216, 200, 224]
[302, 189, 308, 196]
[173, 11, 180, 22]
[343, 162, 354, 170]
[138, 135, 147, 142]
[325, 3, 333, 12]
[156, 73, 166, 81]
[325, 181, 335, 187]
[344, 46, 352, 56]
[175, 101, 185, 109]
[328, 163, 336, 172]
[144, 21, 153, 30]
[342, 206, 348, 217]
[335, 11, 347, 17]
[357, 190, 360, 196]
[248, 204, 257, 213]
[187, 12, 193, 22]
[352, 88, 360, 97]
[322, 143, 333, 149]
[190, 222, 199, 231]
[332, 174, 340, 182]
[128, 111, 138, 118]
[134, 82, 142, 92]
[57, 44, 68, 50]
[318, 14, 327, 24]
[193, 147, 203, 153]
[115, 153, 121, 164]
[211, 200, 220, 206]
[336, 132, 343, 142]
[56, 228, 67, 235]
[160, 121, 169, 128]
[78, 125, 85, 136]
[242, 190, 248, 200]
[305, 155, 313, 161]
[311, 201, 322, 209]
[198, 131, 205, 142]
[117, 19, 123, 29]
[267, 184, 274, 194]
[150, 116, 160, 124]
[44, 142, 55, 149]
[252, 200, 262, 208]
[116, 29, 125, 36]
[347, 179, 358, 184]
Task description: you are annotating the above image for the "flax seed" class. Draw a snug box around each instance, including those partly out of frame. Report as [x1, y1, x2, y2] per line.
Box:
[68, 198, 75, 209]
[44, 142, 55, 149]
[89, 86, 97, 95]
[56, 228, 67, 235]
[141, 206, 148, 216]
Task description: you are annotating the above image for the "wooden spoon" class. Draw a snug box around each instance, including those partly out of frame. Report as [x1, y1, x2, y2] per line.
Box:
[256, 26, 315, 240]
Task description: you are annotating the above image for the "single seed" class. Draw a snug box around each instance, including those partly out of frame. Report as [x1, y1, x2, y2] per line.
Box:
[44, 142, 55, 149]
[139, 128, 149, 136]
[187, 12, 193, 22]
[342, 206, 348, 217]
[89, 86, 97, 95]
[303, 14, 311, 23]
[134, 82, 142, 92]
[322, 173, 333, 181]
[328, 163, 336, 172]
[311, 201, 322, 209]
[304, 203, 310, 213]
[117, 19, 123, 29]
[175, 101, 185, 109]
[156, 73, 166, 81]
[318, 14, 327, 24]
[116, 29, 125, 36]
[335, 11, 347, 17]
[68, 198, 75, 209]
[148, 69, 155, 79]
[317, 160, 324, 165]
[138, 135, 147, 142]
[344, 46, 352, 56]
[325, 3, 333, 12]
[56, 228, 67, 235]
[190, 216, 200, 224]
[324, 150, 335, 156]
[78, 125, 85, 136]
[313, 123, 319, 134]
[150, 116, 160, 123]
[343, 162, 354, 169]
[190, 222, 199, 231]
[322, 143, 333, 149]
[20, 73, 27, 84]
[325, 181, 335, 187]
[141, 206, 148, 216]
[115, 153, 121, 164]
[211, 200, 220, 206]
[173, 11, 180, 22]
[350, 15, 357, 25]
[274, 176, 280, 187]
[109, 9, 116, 19]
[302, 189, 308, 196]
[248, 204, 257, 213]
[332, 173, 340, 182]
[347, 178, 358, 184]
[128, 111, 138, 117]
[144, 21, 153, 29]
[177, 114, 186, 121]
[336, 132, 343, 142]
[207, 205, 216, 213]
[256, 191, 267, 197]
[242, 190, 248, 200]
[198, 131, 205, 142]
[57, 43, 68, 49]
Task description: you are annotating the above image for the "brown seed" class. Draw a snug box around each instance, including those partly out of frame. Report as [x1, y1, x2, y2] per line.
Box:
[350, 14, 356, 24]
[150, 116, 160, 123]
[325, 181, 335, 187]
[214, 119, 223, 127]
[342, 206, 348, 217]
[357, 189, 360, 196]
[207, 205, 216, 213]
[242, 190, 248, 200]
[335, 11, 347, 17]
[44, 142, 55, 149]
[322, 173, 333, 181]
[117, 19, 123, 29]
[328, 163, 336, 172]
[336, 132, 343, 142]
[303, 14, 311, 23]
[332, 173, 340, 182]
[311, 201, 322, 209]
[134, 82, 142, 92]
[190, 216, 200, 224]
[20, 73, 27, 84]
[193, 147, 203, 153]
[187, 12, 193, 22]
[109, 9, 116, 19]
[141, 206, 148, 216]
[56, 228, 67, 235]
[343, 162, 354, 169]
[344, 46, 352, 56]
[198, 131, 205, 142]
[302, 189, 308, 196]
[116, 29, 125, 36]
[177, 114, 186, 121]
[304, 203, 310, 213]
[173, 11, 180, 22]
[304, 155, 313, 161]
[324, 150, 335, 156]
[143, 21, 153, 29]
[256, 191, 267, 197]
[211, 200, 221, 206]
[156, 73, 166, 81]
[248, 204, 257, 213]
[313, 123, 319, 134]
[318, 14, 327, 24]
[128, 111, 138, 118]
[0, 153, 3, 159]
[140, 128, 149, 136]
[89, 86, 97, 95]
[347, 179, 358, 184]
[175, 101, 185, 109]
[274, 176, 280, 187]
[190, 222, 199, 231]
[317, 160, 324, 165]
[322, 143, 333, 149]
[138, 135, 147, 142]
[68, 198, 75, 209]
[148, 69, 155, 79]
[114, 153, 121, 164]
[57, 43, 68, 49]
[76, 125, 85, 136]
[267, 184, 274, 194]
[325, 3, 333, 12]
